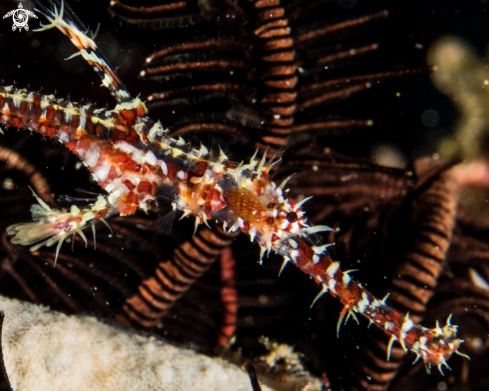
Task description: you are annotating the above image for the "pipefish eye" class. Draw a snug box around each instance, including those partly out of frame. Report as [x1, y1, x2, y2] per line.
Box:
[286, 211, 298, 223]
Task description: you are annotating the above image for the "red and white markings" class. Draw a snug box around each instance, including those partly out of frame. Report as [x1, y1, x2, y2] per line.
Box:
[0, 0, 469, 374]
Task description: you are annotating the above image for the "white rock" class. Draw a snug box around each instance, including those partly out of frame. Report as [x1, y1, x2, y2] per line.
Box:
[0, 296, 272, 391]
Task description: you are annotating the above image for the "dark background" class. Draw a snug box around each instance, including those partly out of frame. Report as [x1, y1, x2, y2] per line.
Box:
[0, 1, 489, 389]
[0, 0, 488, 163]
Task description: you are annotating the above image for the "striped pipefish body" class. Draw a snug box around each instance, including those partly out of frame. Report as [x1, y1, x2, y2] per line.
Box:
[0, 0, 467, 373]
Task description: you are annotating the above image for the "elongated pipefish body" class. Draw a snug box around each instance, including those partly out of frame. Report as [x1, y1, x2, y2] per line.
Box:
[0, 0, 468, 373]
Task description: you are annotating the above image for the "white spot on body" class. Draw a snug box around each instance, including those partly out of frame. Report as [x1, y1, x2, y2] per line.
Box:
[328, 279, 337, 294]
[326, 262, 340, 279]
[357, 292, 370, 313]
[76, 147, 86, 158]
[144, 150, 157, 165]
[400, 316, 414, 339]
[160, 161, 168, 176]
[83, 51, 110, 68]
[93, 162, 112, 182]
[419, 336, 428, 351]
[101, 73, 114, 88]
[115, 142, 145, 165]
[41, 95, 52, 110]
[237, 218, 245, 228]
[370, 299, 382, 310]
[63, 103, 78, 123]
[290, 250, 299, 262]
[78, 106, 87, 130]
[11, 91, 23, 109]
[107, 187, 125, 206]
[249, 228, 257, 242]
[288, 239, 298, 249]
[148, 121, 165, 141]
[84, 148, 100, 167]
[116, 90, 131, 100]
[56, 131, 70, 144]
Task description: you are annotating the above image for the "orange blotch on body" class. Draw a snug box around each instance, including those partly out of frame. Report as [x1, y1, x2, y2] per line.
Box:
[55, 110, 63, 124]
[110, 127, 140, 145]
[188, 161, 208, 182]
[251, 179, 266, 196]
[46, 105, 56, 122]
[33, 94, 41, 118]
[197, 183, 225, 214]
[123, 179, 136, 191]
[40, 124, 57, 138]
[137, 180, 152, 194]
[141, 130, 150, 145]
[122, 158, 140, 172]
[75, 136, 93, 153]
[136, 104, 147, 117]
[136, 181, 157, 195]
[19, 102, 29, 117]
[106, 166, 119, 182]
[142, 163, 157, 175]
[295, 240, 314, 268]
[166, 161, 176, 180]
[86, 111, 93, 134]
[119, 191, 139, 216]
[6, 101, 14, 113]
[227, 188, 267, 224]
[110, 150, 140, 172]
[10, 116, 24, 128]
[71, 115, 80, 130]
[118, 108, 137, 125]
[96, 124, 105, 137]
[261, 171, 271, 182]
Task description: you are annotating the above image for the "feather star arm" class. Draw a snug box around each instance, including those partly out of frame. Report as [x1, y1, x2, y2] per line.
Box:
[0, 0, 467, 373]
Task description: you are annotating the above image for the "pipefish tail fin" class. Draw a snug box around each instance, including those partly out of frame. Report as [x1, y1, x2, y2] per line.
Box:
[7, 190, 110, 265]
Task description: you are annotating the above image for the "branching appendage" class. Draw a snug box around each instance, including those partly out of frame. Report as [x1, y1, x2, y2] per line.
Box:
[7, 188, 109, 265]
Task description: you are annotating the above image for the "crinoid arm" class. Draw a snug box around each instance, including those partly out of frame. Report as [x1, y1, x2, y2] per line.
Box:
[7, 188, 110, 265]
